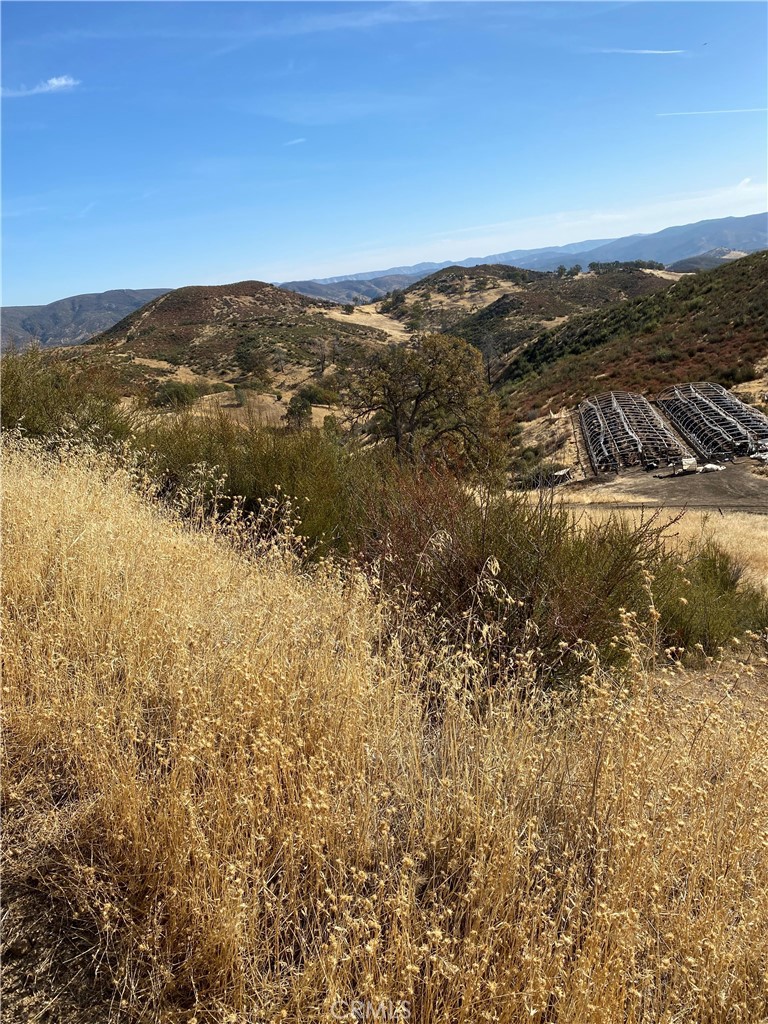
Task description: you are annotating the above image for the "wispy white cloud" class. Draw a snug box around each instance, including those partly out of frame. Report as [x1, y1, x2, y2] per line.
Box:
[658, 107, 768, 117]
[594, 48, 686, 55]
[73, 201, 98, 219]
[23, 4, 444, 49]
[2, 74, 80, 99]
[283, 138, 306, 147]
[1, 202, 49, 220]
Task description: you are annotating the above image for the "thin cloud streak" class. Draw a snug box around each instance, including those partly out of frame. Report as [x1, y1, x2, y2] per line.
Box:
[283, 138, 306, 147]
[250, 91, 430, 127]
[22, 5, 444, 48]
[1, 74, 80, 98]
[594, 48, 686, 55]
[658, 107, 768, 116]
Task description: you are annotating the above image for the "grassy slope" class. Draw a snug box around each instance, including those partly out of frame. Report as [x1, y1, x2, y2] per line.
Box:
[500, 251, 768, 415]
[3, 442, 768, 1021]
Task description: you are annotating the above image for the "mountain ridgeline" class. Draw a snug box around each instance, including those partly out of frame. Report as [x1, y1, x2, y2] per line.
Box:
[282, 211, 767, 302]
[3, 213, 765, 350]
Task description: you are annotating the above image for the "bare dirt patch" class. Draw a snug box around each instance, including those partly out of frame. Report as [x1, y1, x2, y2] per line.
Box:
[194, 389, 334, 428]
[560, 461, 768, 512]
[516, 411, 580, 472]
[132, 357, 200, 383]
[733, 356, 768, 405]
[1, 873, 112, 1024]
[320, 304, 411, 343]
[642, 269, 688, 281]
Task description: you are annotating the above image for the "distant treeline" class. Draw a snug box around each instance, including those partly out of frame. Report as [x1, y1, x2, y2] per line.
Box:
[588, 260, 665, 274]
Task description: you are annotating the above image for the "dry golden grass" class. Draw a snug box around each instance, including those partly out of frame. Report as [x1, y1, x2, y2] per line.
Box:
[3, 441, 768, 1022]
[579, 507, 768, 592]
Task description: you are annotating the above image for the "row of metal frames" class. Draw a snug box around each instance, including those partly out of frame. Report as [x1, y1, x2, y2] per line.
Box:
[657, 382, 768, 460]
[578, 391, 692, 474]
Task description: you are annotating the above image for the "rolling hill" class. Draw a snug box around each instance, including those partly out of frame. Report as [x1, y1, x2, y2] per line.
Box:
[280, 273, 422, 304]
[1, 288, 171, 350]
[667, 248, 750, 273]
[377, 263, 674, 357]
[498, 250, 768, 415]
[5, 215, 765, 349]
[75, 279, 392, 400]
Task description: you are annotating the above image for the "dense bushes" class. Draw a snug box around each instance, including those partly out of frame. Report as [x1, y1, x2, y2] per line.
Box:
[151, 378, 229, 408]
[135, 408, 375, 556]
[135, 412, 767, 679]
[152, 380, 199, 408]
[352, 469, 768, 683]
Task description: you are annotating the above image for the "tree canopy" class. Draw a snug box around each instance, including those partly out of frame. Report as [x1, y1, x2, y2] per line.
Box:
[342, 333, 500, 466]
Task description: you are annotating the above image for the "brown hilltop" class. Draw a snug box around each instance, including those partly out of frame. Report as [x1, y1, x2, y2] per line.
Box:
[92, 279, 388, 379]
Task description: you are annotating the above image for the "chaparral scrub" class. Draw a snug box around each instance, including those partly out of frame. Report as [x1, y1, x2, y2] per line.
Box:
[2, 440, 768, 1023]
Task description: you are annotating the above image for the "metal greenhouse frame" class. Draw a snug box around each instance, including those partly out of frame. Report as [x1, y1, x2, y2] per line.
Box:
[578, 391, 692, 474]
[656, 382, 768, 460]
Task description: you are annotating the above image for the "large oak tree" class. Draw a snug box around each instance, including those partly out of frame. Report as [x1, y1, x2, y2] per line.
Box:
[342, 333, 500, 465]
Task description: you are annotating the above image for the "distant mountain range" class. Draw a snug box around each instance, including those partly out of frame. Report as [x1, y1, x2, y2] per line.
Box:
[277, 273, 421, 305]
[305, 237, 618, 283]
[3, 213, 765, 349]
[282, 212, 767, 302]
[1, 288, 171, 350]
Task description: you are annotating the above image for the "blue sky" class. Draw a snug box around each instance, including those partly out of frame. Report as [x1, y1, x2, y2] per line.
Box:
[2, 1, 766, 305]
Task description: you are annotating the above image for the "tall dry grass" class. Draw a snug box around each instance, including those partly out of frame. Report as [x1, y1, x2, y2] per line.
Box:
[3, 440, 768, 1022]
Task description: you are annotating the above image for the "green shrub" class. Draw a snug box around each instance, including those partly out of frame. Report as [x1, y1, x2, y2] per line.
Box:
[134, 409, 378, 556]
[284, 394, 312, 429]
[719, 363, 756, 385]
[655, 540, 768, 654]
[0, 347, 131, 442]
[515, 461, 569, 490]
[650, 347, 676, 364]
[152, 381, 198, 408]
[297, 383, 338, 406]
[352, 473, 768, 685]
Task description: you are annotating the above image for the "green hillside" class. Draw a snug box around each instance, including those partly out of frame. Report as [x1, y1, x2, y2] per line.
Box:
[499, 251, 768, 415]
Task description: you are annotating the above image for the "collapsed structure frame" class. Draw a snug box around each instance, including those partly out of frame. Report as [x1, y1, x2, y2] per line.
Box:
[578, 391, 693, 474]
[656, 382, 768, 460]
